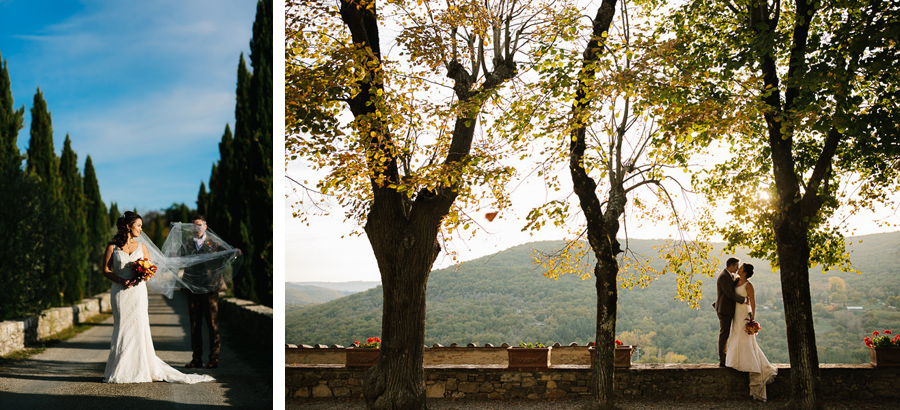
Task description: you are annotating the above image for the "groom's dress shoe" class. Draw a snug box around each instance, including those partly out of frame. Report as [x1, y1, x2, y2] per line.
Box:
[718, 363, 727, 367]
[207, 358, 219, 369]
[185, 359, 203, 368]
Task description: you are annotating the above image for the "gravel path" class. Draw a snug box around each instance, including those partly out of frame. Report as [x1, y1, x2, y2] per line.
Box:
[287, 398, 896, 410]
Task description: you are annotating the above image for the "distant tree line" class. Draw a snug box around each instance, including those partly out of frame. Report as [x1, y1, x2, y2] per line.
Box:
[0, 53, 111, 319]
[197, 0, 272, 307]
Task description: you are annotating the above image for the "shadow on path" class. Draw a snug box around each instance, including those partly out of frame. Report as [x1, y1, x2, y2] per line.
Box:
[0, 290, 272, 408]
[0, 391, 231, 409]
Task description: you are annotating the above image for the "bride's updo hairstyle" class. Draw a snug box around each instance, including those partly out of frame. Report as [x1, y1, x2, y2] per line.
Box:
[743, 263, 755, 279]
[110, 211, 143, 248]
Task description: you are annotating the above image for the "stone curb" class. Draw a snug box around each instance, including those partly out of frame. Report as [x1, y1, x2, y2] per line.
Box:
[0, 292, 111, 356]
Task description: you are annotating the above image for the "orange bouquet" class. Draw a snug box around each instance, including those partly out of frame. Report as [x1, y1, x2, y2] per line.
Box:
[745, 313, 761, 335]
[132, 258, 156, 282]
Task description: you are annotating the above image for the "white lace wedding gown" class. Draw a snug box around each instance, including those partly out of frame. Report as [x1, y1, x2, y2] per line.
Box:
[104, 245, 215, 384]
[725, 282, 777, 401]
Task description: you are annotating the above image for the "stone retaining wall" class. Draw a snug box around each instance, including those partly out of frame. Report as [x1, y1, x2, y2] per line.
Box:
[0, 320, 25, 357]
[286, 364, 900, 401]
[220, 297, 273, 349]
[0, 293, 111, 356]
[286, 344, 593, 367]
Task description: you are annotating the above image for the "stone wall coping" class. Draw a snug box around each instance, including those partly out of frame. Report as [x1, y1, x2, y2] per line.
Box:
[285, 344, 601, 351]
[285, 362, 877, 370]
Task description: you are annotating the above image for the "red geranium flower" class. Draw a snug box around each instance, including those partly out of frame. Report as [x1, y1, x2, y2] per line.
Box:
[885, 330, 893, 335]
[615, 339, 623, 346]
[873, 331, 880, 336]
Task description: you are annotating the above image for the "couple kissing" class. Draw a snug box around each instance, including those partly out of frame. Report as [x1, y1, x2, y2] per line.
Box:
[714, 257, 777, 402]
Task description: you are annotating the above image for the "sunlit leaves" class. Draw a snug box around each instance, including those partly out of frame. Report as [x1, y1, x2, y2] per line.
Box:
[286, 0, 582, 251]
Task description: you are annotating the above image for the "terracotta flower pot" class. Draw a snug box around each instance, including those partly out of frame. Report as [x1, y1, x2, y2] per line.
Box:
[346, 348, 380, 368]
[869, 346, 900, 368]
[589, 345, 634, 368]
[507, 347, 551, 370]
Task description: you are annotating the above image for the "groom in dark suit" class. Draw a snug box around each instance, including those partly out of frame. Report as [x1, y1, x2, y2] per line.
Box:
[182, 215, 223, 369]
[714, 257, 747, 367]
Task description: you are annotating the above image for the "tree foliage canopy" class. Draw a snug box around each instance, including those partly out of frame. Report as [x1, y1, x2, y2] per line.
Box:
[651, 0, 900, 270]
[287, 0, 581, 241]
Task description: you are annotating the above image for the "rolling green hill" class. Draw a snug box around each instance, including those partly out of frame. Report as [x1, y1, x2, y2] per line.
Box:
[286, 231, 900, 364]
[285, 284, 347, 305]
[285, 281, 380, 305]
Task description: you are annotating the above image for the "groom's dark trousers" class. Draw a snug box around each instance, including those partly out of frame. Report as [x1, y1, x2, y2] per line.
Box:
[714, 268, 746, 366]
[187, 290, 220, 362]
[717, 313, 733, 365]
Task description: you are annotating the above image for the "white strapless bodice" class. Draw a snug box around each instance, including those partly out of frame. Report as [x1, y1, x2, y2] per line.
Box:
[111, 245, 143, 280]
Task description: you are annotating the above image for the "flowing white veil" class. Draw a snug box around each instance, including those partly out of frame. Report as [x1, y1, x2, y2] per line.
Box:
[140, 223, 242, 298]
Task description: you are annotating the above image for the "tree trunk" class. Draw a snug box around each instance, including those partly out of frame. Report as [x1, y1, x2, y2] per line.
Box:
[589, 248, 619, 410]
[773, 209, 823, 410]
[337, 2, 515, 407]
[750, 1, 826, 407]
[566, 1, 619, 408]
[569, 0, 622, 409]
[362, 206, 439, 410]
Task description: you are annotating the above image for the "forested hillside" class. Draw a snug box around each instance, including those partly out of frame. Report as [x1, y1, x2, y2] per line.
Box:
[285, 283, 356, 305]
[286, 231, 900, 364]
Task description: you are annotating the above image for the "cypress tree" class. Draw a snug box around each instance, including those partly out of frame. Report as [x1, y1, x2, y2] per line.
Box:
[109, 202, 120, 228]
[59, 135, 88, 302]
[0, 53, 54, 318]
[0, 53, 24, 173]
[196, 181, 209, 217]
[248, 0, 273, 307]
[228, 56, 254, 302]
[83, 155, 109, 295]
[24, 89, 65, 306]
[210, 125, 234, 235]
[250, 0, 272, 144]
[200, 0, 273, 307]
[26, 89, 58, 191]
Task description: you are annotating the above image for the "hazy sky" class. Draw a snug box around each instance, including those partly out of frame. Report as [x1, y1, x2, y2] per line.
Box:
[0, 0, 258, 212]
[287, 159, 900, 284]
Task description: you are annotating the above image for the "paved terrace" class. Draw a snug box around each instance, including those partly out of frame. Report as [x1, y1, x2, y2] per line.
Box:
[0, 291, 272, 409]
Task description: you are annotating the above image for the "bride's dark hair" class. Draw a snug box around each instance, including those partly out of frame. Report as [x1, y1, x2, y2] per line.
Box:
[110, 211, 142, 248]
[743, 263, 755, 279]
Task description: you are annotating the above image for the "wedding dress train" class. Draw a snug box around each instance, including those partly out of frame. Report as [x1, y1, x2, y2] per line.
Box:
[104, 244, 215, 384]
[725, 282, 777, 401]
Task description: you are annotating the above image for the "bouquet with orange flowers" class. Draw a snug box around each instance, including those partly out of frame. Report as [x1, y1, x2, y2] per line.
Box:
[745, 313, 761, 335]
[353, 337, 381, 348]
[125, 258, 157, 287]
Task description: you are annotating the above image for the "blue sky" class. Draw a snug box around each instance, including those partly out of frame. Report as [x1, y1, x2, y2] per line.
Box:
[0, 0, 258, 212]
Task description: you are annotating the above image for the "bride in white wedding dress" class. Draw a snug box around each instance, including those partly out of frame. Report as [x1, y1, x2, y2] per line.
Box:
[725, 263, 776, 401]
[101, 211, 214, 384]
